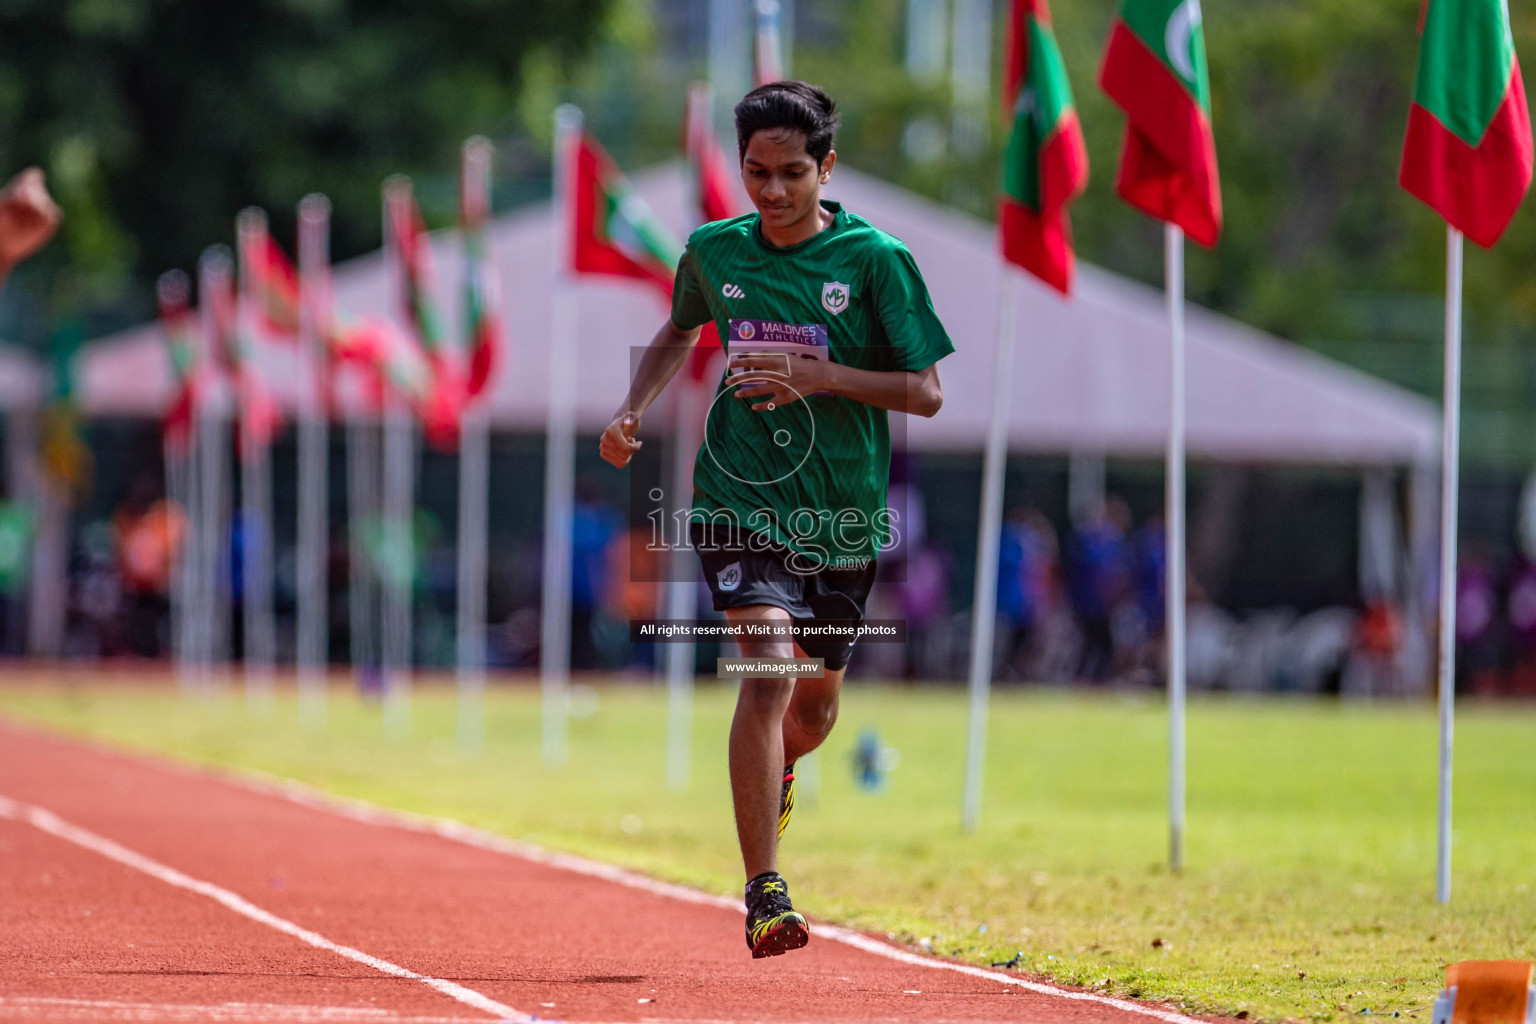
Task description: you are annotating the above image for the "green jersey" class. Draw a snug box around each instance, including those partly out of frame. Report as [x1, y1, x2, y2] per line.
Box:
[670, 200, 953, 570]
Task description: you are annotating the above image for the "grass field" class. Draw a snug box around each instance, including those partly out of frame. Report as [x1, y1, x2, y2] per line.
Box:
[2, 672, 1532, 1023]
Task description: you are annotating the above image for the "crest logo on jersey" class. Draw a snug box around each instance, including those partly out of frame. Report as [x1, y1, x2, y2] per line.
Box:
[717, 563, 742, 591]
[737, 320, 756, 341]
[722, 282, 746, 299]
[821, 281, 850, 316]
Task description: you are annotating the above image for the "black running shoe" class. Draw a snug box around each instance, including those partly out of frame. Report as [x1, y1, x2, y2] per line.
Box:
[744, 871, 809, 958]
[778, 763, 795, 841]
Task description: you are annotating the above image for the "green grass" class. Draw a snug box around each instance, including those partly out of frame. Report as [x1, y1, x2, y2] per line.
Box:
[2, 674, 1533, 1023]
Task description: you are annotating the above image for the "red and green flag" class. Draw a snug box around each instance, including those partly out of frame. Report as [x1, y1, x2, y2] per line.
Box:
[156, 270, 200, 448]
[459, 167, 502, 402]
[388, 188, 452, 362]
[683, 83, 737, 379]
[999, 0, 1089, 295]
[247, 235, 301, 338]
[387, 185, 465, 446]
[570, 133, 683, 295]
[1400, 0, 1533, 247]
[685, 83, 741, 226]
[1099, 0, 1222, 246]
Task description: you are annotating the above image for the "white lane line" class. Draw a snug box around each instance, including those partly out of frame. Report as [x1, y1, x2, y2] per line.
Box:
[0, 794, 530, 1024]
[212, 769, 1213, 1024]
[0, 998, 489, 1022]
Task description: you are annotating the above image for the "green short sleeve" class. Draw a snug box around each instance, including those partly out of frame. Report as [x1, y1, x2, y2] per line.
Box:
[873, 244, 954, 372]
[670, 246, 714, 331]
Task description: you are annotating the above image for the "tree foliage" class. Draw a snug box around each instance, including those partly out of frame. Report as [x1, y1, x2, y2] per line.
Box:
[800, 0, 1536, 351]
[0, 0, 610, 347]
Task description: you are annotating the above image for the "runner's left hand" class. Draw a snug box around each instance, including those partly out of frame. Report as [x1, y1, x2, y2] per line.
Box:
[728, 351, 834, 411]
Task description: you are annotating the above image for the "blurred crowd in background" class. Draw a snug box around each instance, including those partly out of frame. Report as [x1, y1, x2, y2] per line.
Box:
[19, 440, 1536, 701]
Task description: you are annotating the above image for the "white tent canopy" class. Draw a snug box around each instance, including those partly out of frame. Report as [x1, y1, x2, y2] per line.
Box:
[78, 164, 1438, 466]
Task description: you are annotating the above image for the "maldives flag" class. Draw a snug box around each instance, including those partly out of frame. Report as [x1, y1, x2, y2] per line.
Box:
[999, 0, 1089, 295]
[683, 83, 737, 381]
[460, 165, 502, 402]
[248, 235, 301, 338]
[1099, 0, 1222, 246]
[156, 270, 199, 447]
[685, 83, 740, 225]
[570, 133, 683, 295]
[387, 184, 465, 444]
[1400, 0, 1533, 247]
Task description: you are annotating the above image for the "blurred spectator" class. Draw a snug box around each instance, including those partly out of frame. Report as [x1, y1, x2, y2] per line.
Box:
[570, 482, 620, 670]
[899, 542, 950, 679]
[606, 525, 662, 672]
[1067, 498, 1132, 682]
[996, 506, 1056, 680]
[1344, 597, 1404, 697]
[113, 475, 186, 658]
[1122, 515, 1168, 685]
[1455, 547, 1500, 694]
[1503, 557, 1536, 696]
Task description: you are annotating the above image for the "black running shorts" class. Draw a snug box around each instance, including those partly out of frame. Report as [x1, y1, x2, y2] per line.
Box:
[690, 521, 877, 672]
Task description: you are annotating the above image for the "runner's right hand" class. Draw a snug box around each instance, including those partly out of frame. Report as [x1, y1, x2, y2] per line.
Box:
[600, 412, 642, 468]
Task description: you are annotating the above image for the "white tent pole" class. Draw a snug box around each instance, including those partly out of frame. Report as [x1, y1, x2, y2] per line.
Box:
[236, 209, 277, 708]
[381, 178, 417, 738]
[1166, 222, 1188, 873]
[541, 105, 583, 766]
[1436, 226, 1463, 905]
[457, 136, 495, 752]
[297, 194, 332, 727]
[962, 266, 1018, 834]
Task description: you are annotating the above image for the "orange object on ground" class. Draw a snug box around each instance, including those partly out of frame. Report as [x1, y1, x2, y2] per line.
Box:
[1447, 961, 1534, 1024]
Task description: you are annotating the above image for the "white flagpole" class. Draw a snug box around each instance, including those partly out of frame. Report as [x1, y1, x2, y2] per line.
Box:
[665, 380, 705, 791]
[457, 136, 495, 752]
[347, 407, 380, 685]
[297, 194, 332, 727]
[158, 270, 198, 693]
[236, 209, 278, 707]
[381, 178, 417, 738]
[197, 247, 234, 691]
[962, 266, 1018, 834]
[754, 0, 785, 85]
[665, 83, 717, 792]
[1436, 226, 1463, 905]
[1166, 222, 1188, 873]
[541, 105, 583, 765]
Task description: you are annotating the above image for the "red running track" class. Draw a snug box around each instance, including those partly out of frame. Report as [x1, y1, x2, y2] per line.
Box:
[0, 719, 1219, 1024]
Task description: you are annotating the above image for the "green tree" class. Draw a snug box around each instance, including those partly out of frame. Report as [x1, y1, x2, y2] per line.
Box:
[0, 0, 611, 348]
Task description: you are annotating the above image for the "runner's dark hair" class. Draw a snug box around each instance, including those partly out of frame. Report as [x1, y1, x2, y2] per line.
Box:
[734, 81, 839, 167]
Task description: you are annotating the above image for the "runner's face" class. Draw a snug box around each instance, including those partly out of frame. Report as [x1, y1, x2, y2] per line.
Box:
[741, 129, 833, 236]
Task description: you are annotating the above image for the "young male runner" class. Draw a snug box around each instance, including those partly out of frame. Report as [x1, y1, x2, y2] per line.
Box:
[599, 81, 952, 957]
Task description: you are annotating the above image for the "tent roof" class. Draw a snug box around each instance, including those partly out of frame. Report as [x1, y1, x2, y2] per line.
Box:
[79, 164, 1439, 465]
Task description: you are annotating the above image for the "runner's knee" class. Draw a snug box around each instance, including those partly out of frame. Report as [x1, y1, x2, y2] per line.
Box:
[736, 675, 795, 716]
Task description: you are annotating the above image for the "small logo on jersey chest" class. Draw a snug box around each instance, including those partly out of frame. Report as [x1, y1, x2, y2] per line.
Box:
[717, 563, 742, 591]
[821, 281, 850, 316]
[722, 282, 746, 299]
